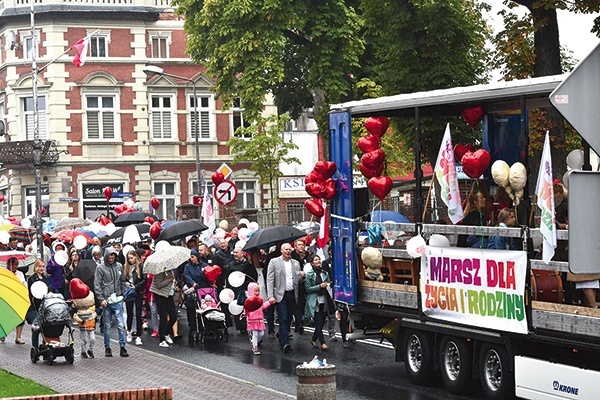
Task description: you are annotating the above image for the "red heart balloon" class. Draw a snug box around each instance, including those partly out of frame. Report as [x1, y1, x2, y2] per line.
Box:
[323, 178, 337, 200]
[305, 171, 321, 185]
[40, 206, 46, 216]
[359, 162, 384, 179]
[114, 203, 128, 215]
[368, 176, 393, 202]
[461, 149, 491, 179]
[364, 116, 389, 137]
[244, 296, 263, 313]
[99, 215, 110, 226]
[313, 161, 337, 179]
[211, 172, 225, 186]
[103, 186, 113, 201]
[69, 278, 90, 299]
[150, 197, 160, 210]
[203, 265, 222, 284]
[305, 198, 324, 218]
[150, 221, 162, 240]
[454, 143, 476, 163]
[361, 149, 386, 169]
[144, 216, 155, 224]
[462, 106, 485, 127]
[305, 182, 326, 198]
[357, 135, 381, 153]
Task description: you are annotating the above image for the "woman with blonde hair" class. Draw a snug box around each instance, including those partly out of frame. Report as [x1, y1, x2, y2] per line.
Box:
[123, 250, 146, 345]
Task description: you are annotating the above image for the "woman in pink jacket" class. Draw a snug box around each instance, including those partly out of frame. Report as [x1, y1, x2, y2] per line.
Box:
[244, 282, 275, 355]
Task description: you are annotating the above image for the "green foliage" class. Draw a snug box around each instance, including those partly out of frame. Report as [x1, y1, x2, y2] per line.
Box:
[173, 0, 364, 123]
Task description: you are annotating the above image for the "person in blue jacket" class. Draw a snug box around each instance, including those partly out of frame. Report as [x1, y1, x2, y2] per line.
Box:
[183, 248, 210, 341]
[488, 208, 518, 250]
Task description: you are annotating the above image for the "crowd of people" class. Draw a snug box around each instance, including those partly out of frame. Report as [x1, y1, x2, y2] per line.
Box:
[0, 219, 352, 359]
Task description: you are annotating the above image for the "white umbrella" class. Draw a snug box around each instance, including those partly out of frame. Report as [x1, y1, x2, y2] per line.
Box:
[54, 217, 90, 232]
[144, 246, 191, 275]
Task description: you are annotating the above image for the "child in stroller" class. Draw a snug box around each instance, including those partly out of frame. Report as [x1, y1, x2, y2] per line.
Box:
[191, 287, 228, 344]
[30, 292, 75, 365]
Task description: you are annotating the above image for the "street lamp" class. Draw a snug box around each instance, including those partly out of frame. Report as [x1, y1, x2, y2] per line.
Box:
[143, 65, 202, 201]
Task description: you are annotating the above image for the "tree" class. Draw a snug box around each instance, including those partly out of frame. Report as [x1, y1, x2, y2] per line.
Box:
[227, 114, 300, 224]
[173, 0, 364, 123]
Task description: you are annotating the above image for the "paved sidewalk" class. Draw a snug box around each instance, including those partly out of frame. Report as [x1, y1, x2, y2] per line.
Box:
[0, 331, 292, 400]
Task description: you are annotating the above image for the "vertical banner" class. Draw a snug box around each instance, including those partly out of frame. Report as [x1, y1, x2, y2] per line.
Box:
[535, 131, 556, 264]
[421, 246, 528, 334]
[434, 123, 463, 223]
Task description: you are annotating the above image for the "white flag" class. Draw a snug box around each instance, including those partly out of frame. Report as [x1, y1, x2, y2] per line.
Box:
[535, 132, 556, 263]
[201, 180, 215, 244]
[433, 124, 463, 224]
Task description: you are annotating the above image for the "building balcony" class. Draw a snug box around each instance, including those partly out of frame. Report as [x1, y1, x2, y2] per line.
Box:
[0, 0, 172, 18]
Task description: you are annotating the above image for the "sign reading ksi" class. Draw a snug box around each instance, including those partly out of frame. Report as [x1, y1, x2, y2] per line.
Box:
[214, 180, 238, 206]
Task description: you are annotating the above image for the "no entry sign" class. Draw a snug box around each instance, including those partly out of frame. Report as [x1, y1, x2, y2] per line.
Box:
[214, 180, 238, 206]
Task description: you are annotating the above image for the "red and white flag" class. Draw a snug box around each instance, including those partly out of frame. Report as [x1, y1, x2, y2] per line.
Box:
[317, 203, 329, 248]
[70, 37, 89, 67]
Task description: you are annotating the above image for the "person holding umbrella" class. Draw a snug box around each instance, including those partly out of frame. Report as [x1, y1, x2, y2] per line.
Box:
[94, 248, 129, 358]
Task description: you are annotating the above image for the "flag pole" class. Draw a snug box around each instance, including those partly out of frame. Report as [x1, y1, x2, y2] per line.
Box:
[37, 29, 100, 73]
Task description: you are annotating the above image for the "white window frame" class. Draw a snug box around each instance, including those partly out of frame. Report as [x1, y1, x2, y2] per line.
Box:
[149, 32, 171, 59]
[88, 30, 110, 58]
[153, 182, 177, 220]
[24, 186, 50, 218]
[149, 93, 175, 140]
[231, 97, 251, 138]
[84, 93, 119, 140]
[235, 180, 257, 209]
[189, 93, 215, 141]
[191, 180, 214, 200]
[22, 95, 48, 141]
[19, 29, 40, 60]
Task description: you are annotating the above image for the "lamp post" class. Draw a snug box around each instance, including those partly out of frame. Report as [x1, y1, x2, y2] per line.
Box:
[143, 65, 202, 201]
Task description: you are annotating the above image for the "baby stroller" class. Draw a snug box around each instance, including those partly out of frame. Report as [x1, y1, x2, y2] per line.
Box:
[30, 293, 75, 365]
[192, 287, 228, 344]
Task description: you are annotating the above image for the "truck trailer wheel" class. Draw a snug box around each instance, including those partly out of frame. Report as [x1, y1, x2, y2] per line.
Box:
[439, 336, 473, 394]
[402, 330, 434, 385]
[479, 343, 514, 400]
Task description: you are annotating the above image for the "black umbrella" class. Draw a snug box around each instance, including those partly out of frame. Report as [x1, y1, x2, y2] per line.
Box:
[105, 224, 151, 246]
[72, 260, 97, 291]
[242, 225, 307, 251]
[114, 212, 159, 227]
[156, 220, 208, 243]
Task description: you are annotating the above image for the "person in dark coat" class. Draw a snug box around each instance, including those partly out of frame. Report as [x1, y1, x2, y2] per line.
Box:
[183, 248, 210, 340]
[225, 247, 254, 332]
[291, 239, 310, 334]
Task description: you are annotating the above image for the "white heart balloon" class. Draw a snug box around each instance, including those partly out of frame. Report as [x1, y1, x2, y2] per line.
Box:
[381, 221, 401, 242]
[248, 222, 259, 232]
[406, 235, 426, 258]
[228, 301, 244, 316]
[219, 288, 235, 304]
[428, 234, 450, 247]
[122, 245, 135, 258]
[54, 249, 69, 266]
[154, 240, 171, 252]
[31, 280, 49, 300]
[73, 235, 88, 250]
[228, 271, 245, 288]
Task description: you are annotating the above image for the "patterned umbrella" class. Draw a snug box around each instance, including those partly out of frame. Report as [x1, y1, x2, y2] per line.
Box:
[143, 246, 191, 275]
[0, 267, 30, 338]
[0, 251, 37, 269]
[51, 229, 93, 244]
[8, 226, 36, 244]
[105, 224, 151, 246]
[54, 217, 90, 232]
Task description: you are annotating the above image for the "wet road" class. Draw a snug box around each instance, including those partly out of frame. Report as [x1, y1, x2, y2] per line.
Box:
[139, 311, 482, 400]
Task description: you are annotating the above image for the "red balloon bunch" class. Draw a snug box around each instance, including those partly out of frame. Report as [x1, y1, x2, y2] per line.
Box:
[114, 203, 135, 215]
[360, 116, 393, 201]
[304, 161, 338, 218]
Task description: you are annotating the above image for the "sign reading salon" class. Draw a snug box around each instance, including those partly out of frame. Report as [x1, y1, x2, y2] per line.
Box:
[81, 183, 126, 220]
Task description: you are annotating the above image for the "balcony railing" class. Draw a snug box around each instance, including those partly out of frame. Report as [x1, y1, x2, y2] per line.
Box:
[2, 0, 171, 10]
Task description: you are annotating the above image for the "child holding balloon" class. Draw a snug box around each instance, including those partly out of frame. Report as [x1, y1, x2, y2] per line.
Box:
[244, 282, 275, 355]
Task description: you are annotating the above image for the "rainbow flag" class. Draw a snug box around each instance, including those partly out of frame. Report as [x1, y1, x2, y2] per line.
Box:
[434, 124, 463, 224]
[535, 132, 556, 263]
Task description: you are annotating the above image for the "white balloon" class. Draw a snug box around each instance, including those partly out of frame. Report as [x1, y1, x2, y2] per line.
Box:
[509, 162, 527, 191]
[228, 271, 245, 288]
[219, 288, 235, 304]
[31, 281, 49, 300]
[73, 235, 88, 250]
[88, 222, 101, 234]
[238, 218, 250, 227]
[566, 149, 584, 170]
[155, 240, 171, 252]
[21, 218, 31, 229]
[491, 160, 510, 188]
[0, 230, 10, 245]
[122, 245, 135, 258]
[238, 227, 250, 241]
[228, 301, 244, 316]
[104, 223, 117, 236]
[381, 221, 401, 242]
[248, 222, 259, 232]
[54, 250, 69, 266]
[214, 228, 225, 240]
[406, 235, 426, 258]
[124, 199, 135, 208]
[429, 234, 450, 247]
[234, 240, 247, 250]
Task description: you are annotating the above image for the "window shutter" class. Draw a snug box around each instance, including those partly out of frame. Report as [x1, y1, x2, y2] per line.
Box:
[102, 111, 115, 139]
[88, 111, 100, 139]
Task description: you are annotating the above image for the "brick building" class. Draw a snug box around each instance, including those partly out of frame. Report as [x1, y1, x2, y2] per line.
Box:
[0, 0, 277, 222]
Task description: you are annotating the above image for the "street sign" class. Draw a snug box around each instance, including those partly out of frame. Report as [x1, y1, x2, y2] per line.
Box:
[550, 43, 600, 154]
[213, 180, 238, 206]
[217, 163, 233, 179]
[113, 192, 134, 198]
[59, 197, 79, 202]
[192, 195, 203, 206]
